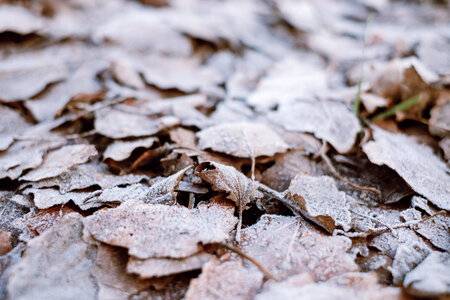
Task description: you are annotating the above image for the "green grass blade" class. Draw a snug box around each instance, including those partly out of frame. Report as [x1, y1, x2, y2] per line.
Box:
[371, 96, 421, 121]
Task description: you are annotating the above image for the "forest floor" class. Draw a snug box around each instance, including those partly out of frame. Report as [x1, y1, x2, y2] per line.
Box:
[0, 0, 449, 299]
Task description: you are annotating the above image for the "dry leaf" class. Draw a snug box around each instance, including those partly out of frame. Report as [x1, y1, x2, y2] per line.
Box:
[241, 215, 357, 281]
[363, 126, 450, 210]
[103, 137, 158, 161]
[95, 107, 178, 139]
[20, 144, 98, 182]
[127, 252, 214, 279]
[285, 175, 352, 233]
[414, 214, 449, 251]
[84, 200, 237, 259]
[0, 106, 30, 151]
[403, 251, 450, 298]
[0, 5, 44, 35]
[196, 161, 263, 208]
[185, 256, 264, 300]
[270, 99, 361, 153]
[197, 122, 288, 158]
[256, 272, 403, 300]
[145, 166, 192, 204]
[7, 213, 98, 300]
[93, 245, 152, 300]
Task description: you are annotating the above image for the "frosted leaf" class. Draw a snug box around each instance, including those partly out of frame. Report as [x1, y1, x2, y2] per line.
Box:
[0, 244, 25, 299]
[0, 106, 30, 151]
[196, 161, 263, 208]
[363, 126, 450, 210]
[241, 215, 357, 281]
[93, 10, 192, 56]
[93, 245, 152, 300]
[104, 137, 158, 161]
[0, 53, 68, 102]
[261, 152, 326, 192]
[140, 56, 224, 93]
[22, 187, 92, 209]
[197, 122, 288, 158]
[269, 99, 361, 153]
[414, 214, 450, 251]
[20, 144, 98, 182]
[127, 252, 214, 278]
[7, 213, 98, 300]
[286, 175, 352, 233]
[0, 5, 44, 35]
[145, 166, 192, 204]
[94, 107, 177, 139]
[84, 200, 237, 259]
[28, 162, 148, 193]
[185, 256, 264, 300]
[403, 251, 450, 297]
[388, 242, 430, 284]
[256, 272, 402, 300]
[0, 140, 64, 180]
[429, 99, 450, 138]
[247, 55, 327, 110]
[439, 137, 450, 161]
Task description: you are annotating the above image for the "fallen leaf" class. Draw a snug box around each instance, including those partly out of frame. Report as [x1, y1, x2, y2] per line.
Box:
[363, 126, 450, 210]
[20, 144, 98, 182]
[285, 175, 352, 233]
[0, 5, 44, 35]
[127, 252, 214, 279]
[103, 137, 158, 161]
[7, 213, 98, 300]
[269, 99, 361, 153]
[0, 106, 30, 151]
[185, 256, 264, 300]
[84, 200, 237, 259]
[403, 251, 450, 298]
[197, 122, 288, 158]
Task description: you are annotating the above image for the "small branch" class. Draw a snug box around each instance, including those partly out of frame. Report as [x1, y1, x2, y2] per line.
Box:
[220, 243, 278, 281]
[319, 142, 381, 194]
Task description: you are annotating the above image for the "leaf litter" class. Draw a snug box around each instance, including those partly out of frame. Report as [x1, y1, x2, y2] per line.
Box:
[0, 0, 449, 299]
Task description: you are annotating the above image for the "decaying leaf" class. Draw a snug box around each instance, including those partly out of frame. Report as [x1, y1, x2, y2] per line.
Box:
[93, 245, 152, 300]
[269, 99, 361, 153]
[0, 140, 64, 180]
[285, 175, 352, 233]
[414, 214, 449, 251]
[27, 162, 148, 193]
[103, 137, 158, 161]
[197, 122, 288, 158]
[20, 144, 98, 182]
[144, 166, 192, 204]
[240, 215, 357, 281]
[7, 213, 98, 300]
[196, 161, 263, 207]
[127, 252, 214, 279]
[185, 256, 264, 300]
[0, 106, 30, 151]
[84, 200, 237, 259]
[363, 126, 450, 210]
[95, 107, 178, 139]
[403, 251, 450, 298]
[255, 272, 403, 300]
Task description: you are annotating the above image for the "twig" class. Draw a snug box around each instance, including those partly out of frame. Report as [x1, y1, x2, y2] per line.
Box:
[220, 243, 278, 281]
[318, 142, 381, 194]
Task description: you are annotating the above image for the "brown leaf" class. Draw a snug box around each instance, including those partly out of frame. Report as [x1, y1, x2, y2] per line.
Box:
[196, 161, 263, 209]
[20, 144, 98, 182]
[285, 175, 352, 233]
[255, 272, 404, 300]
[269, 99, 361, 153]
[185, 256, 264, 300]
[403, 251, 450, 298]
[363, 126, 450, 210]
[240, 215, 357, 281]
[84, 200, 237, 259]
[7, 213, 98, 300]
[197, 122, 288, 158]
[103, 137, 158, 162]
[95, 107, 178, 139]
[127, 252, 214, 279]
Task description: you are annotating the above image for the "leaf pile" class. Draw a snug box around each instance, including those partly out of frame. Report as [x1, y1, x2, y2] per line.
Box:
[0, 0, 449, 299]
